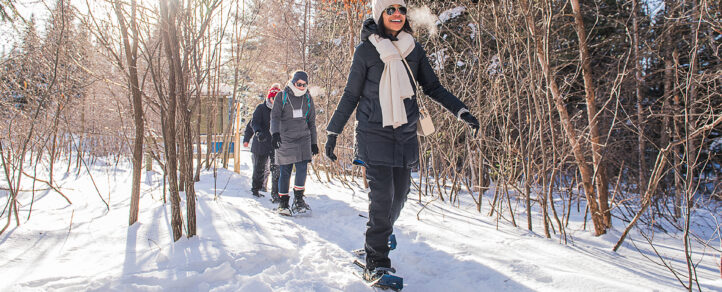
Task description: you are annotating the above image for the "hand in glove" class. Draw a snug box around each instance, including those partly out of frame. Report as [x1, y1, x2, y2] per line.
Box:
[255, 131, 266, 142]
[272, 133, 281, 149]
[460, 112, 480, 137]
[311, 144, 319, 155]
[325, 134, 337, 161]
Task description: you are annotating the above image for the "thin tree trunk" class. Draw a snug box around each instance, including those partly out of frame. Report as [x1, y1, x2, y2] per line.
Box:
[160, 0, 183, 241]
[523, 0, 606, 235]
[570, 0, 611, 228]
[662, 0, 679, 218]
[195, 88, 202, 181]
[632, 0, 647, 201]
[114, 0, 144, 226]
[683, 1, 702, 288]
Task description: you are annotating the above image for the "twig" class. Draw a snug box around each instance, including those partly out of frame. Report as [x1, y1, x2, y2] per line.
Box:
[416, 196, 439, 221]
[20, 170, 71, 205]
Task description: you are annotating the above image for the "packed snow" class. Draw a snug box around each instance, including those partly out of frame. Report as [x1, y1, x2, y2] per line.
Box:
[1, 147, 721, 291]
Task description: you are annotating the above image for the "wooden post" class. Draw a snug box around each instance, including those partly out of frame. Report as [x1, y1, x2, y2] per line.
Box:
[144, 136, 152, 171]
[234, 102, 241, 173]
[145, 152, 152, 171]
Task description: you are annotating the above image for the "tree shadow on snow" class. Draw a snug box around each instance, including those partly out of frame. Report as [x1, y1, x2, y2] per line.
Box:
[289, 194, 535, 291]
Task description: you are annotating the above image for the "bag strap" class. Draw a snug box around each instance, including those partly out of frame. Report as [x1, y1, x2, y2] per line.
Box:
[306, 94, 311, 122]
[283, 90, 311, 122]
[394, 45, 431, 116]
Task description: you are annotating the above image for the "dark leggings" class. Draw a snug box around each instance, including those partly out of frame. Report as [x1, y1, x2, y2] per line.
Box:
[251, 152, 279, 195]
[278, 160, 309, 195]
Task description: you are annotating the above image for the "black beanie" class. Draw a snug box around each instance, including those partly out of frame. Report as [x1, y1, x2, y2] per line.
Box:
[291, 71, 308, 84]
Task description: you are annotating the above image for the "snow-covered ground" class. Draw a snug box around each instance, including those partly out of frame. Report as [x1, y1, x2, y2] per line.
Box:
[1, 149, 721, 291]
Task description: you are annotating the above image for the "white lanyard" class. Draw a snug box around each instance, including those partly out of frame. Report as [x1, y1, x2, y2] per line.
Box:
[287, 94, 304, 119]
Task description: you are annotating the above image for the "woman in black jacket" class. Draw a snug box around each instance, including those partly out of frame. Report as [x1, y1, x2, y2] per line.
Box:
[325, 0, 479, 280]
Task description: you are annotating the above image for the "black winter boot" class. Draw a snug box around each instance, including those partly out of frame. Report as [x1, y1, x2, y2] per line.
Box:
[277, 195, 291, 216]
[292, 189, 310, 214]
[251, 188, 264, 198]
[270, 192, 281, 203]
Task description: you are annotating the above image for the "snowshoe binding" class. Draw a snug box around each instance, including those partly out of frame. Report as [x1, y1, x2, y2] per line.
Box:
[291, 189, 311, 215]
[352, 259, 403, 290]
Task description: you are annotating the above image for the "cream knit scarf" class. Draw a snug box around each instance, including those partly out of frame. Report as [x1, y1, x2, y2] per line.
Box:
[368, 31, 415, 128]
[287, 81, 307, 97]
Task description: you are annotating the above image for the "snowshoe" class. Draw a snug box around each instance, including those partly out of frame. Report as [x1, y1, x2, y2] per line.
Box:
[277, 207, 291, 216]
[352, 259, 403, 290]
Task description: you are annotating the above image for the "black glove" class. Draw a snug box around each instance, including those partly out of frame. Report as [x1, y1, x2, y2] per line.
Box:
[325, 134, 337, 161]
[311, 144, 319, 155]
[272, 133, 281, 149]
[461, 112, 480, 137]
[255, 131, 266, 142]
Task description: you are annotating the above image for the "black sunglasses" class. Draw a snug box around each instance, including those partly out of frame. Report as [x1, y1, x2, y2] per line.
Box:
[385, 6, 407, 16]
[295, 82, 307, 87]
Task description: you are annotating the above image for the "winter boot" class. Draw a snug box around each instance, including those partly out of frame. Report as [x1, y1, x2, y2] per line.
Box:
[291, 189, 310, 214]
[277, 195, 291, 216]
[251, 188, 264, 198]
[270, 192, 281, 204]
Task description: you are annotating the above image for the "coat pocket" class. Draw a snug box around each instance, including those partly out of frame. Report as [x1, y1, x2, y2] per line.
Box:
[358, 97, 383, 124]
[369, 99, 382, 123]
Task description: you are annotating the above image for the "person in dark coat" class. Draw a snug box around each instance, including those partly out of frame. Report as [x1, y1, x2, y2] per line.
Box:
[250, 84, 281, 202]
[325, 0, 480, 279]
[243, 119, 270, 192]
[271, 71, 318, 216]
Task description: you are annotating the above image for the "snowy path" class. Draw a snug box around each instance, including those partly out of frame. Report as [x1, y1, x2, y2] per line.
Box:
[1, 151, 721, 291]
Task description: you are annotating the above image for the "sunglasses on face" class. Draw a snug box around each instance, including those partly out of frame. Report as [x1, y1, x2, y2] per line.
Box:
[385, 6, 407, 16]
[295, 82, 307, 88]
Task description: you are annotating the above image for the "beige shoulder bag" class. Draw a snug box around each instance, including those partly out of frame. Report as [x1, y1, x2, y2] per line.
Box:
[399, 55, 436, 137]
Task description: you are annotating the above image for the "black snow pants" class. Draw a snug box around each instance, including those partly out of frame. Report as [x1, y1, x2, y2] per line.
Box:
[251, 153, 269, 189]
[251, 152, 279, 196]
[364, 164, 411, 270]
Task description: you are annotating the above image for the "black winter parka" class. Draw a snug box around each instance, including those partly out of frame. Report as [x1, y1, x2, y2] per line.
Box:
[250, 102, 273, 155]
[243, 120, 254, 143]
[326, 19, 469, 167]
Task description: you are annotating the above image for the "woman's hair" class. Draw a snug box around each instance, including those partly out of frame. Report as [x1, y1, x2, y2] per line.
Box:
[376, 16, 413, 39]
